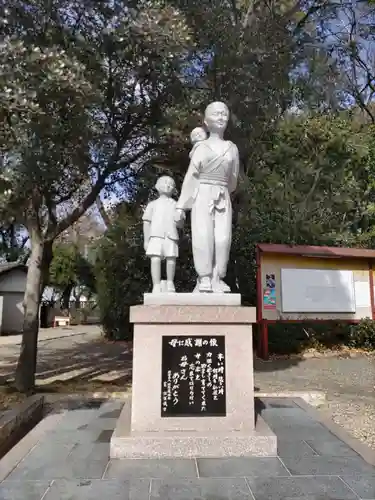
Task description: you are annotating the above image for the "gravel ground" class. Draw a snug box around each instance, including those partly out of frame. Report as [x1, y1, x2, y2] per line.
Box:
[254, 354, 375, 450]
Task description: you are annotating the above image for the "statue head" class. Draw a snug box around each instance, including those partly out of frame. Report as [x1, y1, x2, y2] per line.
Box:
[190, 126, 207, 144]
[155, 175, 176, 196]
[204, 101, 229, 135]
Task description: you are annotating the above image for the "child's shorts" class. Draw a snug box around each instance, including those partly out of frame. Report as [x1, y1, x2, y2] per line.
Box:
[146, 237, 178, 259]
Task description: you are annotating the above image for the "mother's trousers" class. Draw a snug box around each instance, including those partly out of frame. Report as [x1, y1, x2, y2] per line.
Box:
[191, 183, 232, 279]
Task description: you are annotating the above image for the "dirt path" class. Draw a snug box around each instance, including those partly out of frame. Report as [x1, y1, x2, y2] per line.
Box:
[0, 326, 131, 386]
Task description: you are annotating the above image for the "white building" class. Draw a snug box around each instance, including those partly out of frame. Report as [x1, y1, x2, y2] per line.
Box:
[0, 263, 27, 334]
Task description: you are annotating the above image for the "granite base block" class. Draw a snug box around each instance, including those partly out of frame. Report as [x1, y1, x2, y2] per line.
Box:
[143, 293, 241, 306]
[110, 400, 277, 459]
[130, 313, 256, 433]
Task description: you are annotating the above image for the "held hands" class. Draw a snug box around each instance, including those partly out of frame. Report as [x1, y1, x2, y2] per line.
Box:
[174, 208, 185, 228]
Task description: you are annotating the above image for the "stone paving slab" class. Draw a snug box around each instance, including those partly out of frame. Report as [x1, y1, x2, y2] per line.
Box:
[280, 455, 375, 477]
[0, 398, 374, 499]
[341, 474, 375, 499]
[104, 458, 197, 480]
[0, 480, 52, 500]
[43, 479, 151, 500]
[68, 442, 111, 462]
[149, 477, 253, 499]
[196, 457, 289, 478]
[303, 437, 361, 458]
[276, 439, 318, 458]
[246, 476, 360, 500]
[6, 457, 109, 481]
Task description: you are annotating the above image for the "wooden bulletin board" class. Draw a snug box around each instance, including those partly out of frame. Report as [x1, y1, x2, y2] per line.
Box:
[256, 243, 375, 359]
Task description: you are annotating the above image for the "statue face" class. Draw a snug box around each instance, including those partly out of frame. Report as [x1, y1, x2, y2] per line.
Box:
[204, 102, 229, 133]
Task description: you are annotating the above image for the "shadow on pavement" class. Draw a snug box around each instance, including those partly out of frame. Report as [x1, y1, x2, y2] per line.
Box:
[1, 338, 132, 391]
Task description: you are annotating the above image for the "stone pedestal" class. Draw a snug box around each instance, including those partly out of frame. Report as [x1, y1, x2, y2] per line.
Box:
[110, 302, 277, 458]
[143, 293, 241, 306]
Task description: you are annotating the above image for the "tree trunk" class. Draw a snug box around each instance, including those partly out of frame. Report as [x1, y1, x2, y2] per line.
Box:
[61, 284, 73, 310]
[14, 234, 52, 393]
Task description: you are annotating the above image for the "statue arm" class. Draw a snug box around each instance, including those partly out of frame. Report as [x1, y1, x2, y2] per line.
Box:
[176, 156, 201, 211]
[142, 203, 153, 250]
[143, 220, 151, 247]
[229, 144, 240, 193]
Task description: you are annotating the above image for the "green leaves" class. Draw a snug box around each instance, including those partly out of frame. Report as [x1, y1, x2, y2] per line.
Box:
[0, 38, 93, 148]
[95, 204, 148, 340]
[251, 113, 373, 242]
[0, 0, 198, 241]
[227, 111, 375, 301]
[49, 242, 96, 294]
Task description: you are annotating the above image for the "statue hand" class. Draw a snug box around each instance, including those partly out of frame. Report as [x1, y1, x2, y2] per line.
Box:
[174, 208, 185, 223]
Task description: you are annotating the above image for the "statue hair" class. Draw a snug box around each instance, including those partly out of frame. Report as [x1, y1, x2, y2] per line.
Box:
[155, 175, 175, 194]
[204, 101, 229, 118]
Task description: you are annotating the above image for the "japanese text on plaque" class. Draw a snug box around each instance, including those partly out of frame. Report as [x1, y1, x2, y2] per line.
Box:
[161, 336, 226, 417]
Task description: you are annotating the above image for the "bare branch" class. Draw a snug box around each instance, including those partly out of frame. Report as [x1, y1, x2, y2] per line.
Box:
[49, 173, 107, 240]
[242, 0, 257, 28]
[96, 196, 111, 228]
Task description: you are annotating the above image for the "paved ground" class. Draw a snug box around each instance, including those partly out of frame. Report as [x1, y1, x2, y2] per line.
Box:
[0, 327, 374, 448]
[254, 356, 375, 450]
[0, 398, 374, 499]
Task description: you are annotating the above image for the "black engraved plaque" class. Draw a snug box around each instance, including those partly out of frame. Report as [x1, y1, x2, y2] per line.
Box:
[161, 335, 226, 417]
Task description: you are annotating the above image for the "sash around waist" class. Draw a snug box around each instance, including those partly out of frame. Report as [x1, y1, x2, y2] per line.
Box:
[198, 176, 228, 187]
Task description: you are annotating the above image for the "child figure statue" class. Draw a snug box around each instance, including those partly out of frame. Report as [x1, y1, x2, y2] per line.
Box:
[189, 127, 207, 158]
[143, 176, 184, 293]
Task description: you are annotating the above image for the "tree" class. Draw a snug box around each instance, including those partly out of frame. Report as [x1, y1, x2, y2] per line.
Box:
[170, 0, 302, 173]
[56, 209, 105, 261]
[296, 1, 375, 117]
[229, 112, 375, 302]
[0, 0, 194, 392]
[0, 32, 95, 394]
[95, 203, 148, 340]
[49, 242, 96, 309]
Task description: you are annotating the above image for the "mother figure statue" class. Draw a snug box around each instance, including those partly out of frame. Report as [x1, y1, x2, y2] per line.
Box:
[175, 102, 239, 293]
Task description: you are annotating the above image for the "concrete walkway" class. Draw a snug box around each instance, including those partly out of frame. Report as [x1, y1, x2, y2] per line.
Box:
[0, 397, 374, 499]
[0, 325, 102, 347]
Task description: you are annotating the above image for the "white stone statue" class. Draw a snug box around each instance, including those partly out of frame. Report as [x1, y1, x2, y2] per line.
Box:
[175, 102, 239, 293]
[189, 127, 208, 293]
[143, 175, 184, 294]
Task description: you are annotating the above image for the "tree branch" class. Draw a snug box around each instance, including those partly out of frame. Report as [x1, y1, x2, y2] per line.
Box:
[48, 141, 154, 241]
[47, 174, 107, 241]
[294, 0, 331, 34]
[242, 0, 257, 28]
[21, 235, 29, 249]
[96, 196, 111, 228]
